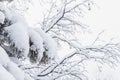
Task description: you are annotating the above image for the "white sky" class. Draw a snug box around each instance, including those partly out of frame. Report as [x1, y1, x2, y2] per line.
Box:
[82, 0, 120, 41]
[85, 0, 120, 28]
[81, 0, 120, 79]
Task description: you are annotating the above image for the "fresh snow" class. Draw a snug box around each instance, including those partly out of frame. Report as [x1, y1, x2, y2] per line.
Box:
[28, 28, 44, 61]
[0, 46, 10, 67]
[0, 46, 25, 80]
[3, 5, 30, 58]
[5, 21, 29, 58]
[0, 64, 15, 80]
[0, 2, 58, 80]
[7, 62, 25, 80]
[35, 27, 57, 59]
[0, 11, 5, 24]
[10, 57, 22, 65]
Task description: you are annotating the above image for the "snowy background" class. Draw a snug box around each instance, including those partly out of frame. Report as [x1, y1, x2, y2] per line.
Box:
[20, 0, 120, 79]
[57, 0, 120, 79]
[0, 0, 120, 80]
[76, 0, 120, 80]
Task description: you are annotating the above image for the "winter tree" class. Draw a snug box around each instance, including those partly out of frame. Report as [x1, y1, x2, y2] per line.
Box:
[0, 0, 120, 80]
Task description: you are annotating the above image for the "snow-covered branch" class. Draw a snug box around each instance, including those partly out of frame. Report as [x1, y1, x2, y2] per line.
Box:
[42, 0, 91, 33]
[0, 0, 120, 80]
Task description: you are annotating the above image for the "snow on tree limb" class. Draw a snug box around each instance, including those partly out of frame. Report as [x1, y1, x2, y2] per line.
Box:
[0, 11, 5, 24]
[0, 64, 15, 80]
[35, 27, 57, 60]
[28, 28, 44, 62]
[0, 0, 120, 80]
[5, 22, 29, 58]
[0, 46, 10, 67]
[0, 46, 25, 80]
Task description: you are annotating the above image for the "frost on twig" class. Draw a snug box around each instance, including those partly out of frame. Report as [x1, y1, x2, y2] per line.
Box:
[0, 0, 120, 80]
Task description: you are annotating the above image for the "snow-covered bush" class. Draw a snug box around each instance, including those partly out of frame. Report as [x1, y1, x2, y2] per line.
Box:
[1, 0, 120, 80]
[0, 46, 24, 80]
[0, 2, 57, 63]
[0, 1, 57, 80]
